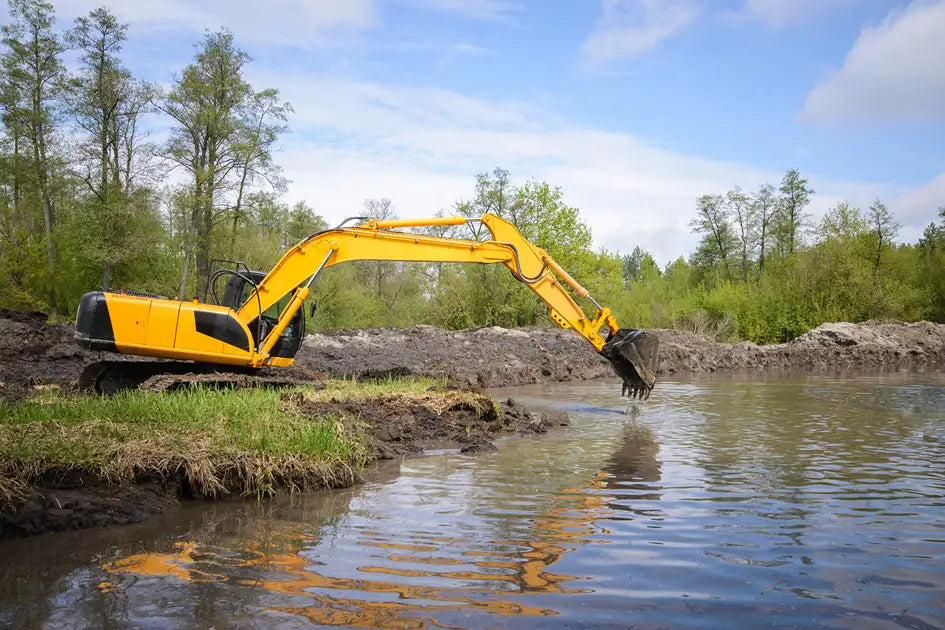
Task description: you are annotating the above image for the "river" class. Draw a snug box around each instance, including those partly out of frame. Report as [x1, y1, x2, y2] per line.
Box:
[1, 373, 944, 629]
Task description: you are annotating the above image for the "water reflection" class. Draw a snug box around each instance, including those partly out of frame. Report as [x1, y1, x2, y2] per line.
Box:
[1, 373, 944, 629]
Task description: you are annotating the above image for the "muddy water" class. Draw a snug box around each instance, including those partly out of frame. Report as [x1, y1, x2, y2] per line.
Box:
[2, 373, 945, 629]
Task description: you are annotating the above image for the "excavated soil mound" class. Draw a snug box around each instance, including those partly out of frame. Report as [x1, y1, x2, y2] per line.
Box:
[1, 308, 944, 402]
[0, 309, 103, 403]
[294, 320, 945, 384]
[655, 320, 945, 374]
[292, 326, 614, 387]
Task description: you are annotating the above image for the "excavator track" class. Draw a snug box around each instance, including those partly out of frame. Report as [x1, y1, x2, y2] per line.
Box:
[78, 360, 317, 395]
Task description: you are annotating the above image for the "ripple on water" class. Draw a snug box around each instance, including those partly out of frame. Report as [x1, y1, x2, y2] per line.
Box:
[1, 373, 944, 629]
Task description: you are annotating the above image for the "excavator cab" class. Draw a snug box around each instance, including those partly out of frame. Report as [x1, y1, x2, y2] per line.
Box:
[217, 270, 305, 359]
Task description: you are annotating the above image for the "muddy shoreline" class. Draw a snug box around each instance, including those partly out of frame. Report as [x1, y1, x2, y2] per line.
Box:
[3, 310, 944, 402]
[2, 309, 944, 539]
[0, 387, 566, 540]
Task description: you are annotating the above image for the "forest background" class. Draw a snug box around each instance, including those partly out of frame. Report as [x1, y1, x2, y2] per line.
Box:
[2, 1, 943, 344]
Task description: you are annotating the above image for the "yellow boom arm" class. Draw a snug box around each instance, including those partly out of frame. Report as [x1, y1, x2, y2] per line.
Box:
[239, 213, 619, 363]
[76, 211, 657, 398]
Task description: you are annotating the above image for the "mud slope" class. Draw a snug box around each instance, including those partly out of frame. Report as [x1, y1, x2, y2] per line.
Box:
[0, 308, 103, 402]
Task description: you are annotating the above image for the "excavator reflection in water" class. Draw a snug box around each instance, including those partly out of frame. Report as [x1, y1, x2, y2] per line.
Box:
[101, 422, 661, 629]
[75, 212, 659, 398]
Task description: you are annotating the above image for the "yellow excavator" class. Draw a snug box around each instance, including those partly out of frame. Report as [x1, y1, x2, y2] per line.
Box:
[74, 213, 659, 397]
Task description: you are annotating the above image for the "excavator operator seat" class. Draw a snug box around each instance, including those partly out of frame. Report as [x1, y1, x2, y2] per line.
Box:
[221, 270, 305, 359]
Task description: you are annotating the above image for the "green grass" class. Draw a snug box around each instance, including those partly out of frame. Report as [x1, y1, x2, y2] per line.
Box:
[0, 378, 443, 509]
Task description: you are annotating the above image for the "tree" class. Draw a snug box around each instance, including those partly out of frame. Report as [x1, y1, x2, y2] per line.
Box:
[228, 88, 290, 246]
[726, 186, 755, 281]
[285, 200, 326, 244]
[1, 0, 67, 311]
[752, 183, 777, 275]
[622, 246, 647, 283]
[158, 30, 286, 300]
[865, 199, 899, 278]
[66, 7, 158, 289]
[689, 194, 734, 276]
[776, 169, 813, 256]
[917, 207, 945, 320]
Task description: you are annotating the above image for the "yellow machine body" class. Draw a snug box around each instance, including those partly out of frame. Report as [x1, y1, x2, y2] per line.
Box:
[75, 213, 625, 371]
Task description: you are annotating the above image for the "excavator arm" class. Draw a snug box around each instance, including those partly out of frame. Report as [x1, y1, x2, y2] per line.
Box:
[74, 213, 658, 397]
[238, 213, 658, 396]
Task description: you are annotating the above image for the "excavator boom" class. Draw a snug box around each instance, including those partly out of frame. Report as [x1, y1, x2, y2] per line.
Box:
[74, 213, 658, 396]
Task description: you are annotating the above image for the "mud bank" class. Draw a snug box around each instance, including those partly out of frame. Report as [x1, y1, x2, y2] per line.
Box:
[2, 309, 944, 402]
[655, 320, 945, 374]
[0, 390, 563, 540]
[296, 320, 945, 384]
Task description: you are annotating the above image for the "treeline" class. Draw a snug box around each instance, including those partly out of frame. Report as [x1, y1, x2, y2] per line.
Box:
[0, 0, 299, 313]
[617, 171, 945, 342]
[1, 1, 942, 342]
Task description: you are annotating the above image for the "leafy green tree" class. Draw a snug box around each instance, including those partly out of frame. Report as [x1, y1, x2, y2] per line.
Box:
[1, 0, 67, 311]
[285, 200, 326, 244]
[752, 183, 777, 275]
[865, 199, 899, 278]
[776, 169, 813, 256]
[158, 30, 286, 301]
[726, 186, 755, 281]
[689, 194, 735, 277]
[66, 7, 159, 291]
[918, 208, 945, 320]
[228, 89, 290, 246]
[622, 246, 657, 284]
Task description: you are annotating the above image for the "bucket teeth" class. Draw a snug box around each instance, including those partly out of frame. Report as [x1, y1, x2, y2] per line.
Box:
[603, 328, 659, 399]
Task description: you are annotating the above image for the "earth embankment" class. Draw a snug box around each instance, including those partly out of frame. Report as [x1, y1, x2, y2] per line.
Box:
[294, 320, 945, 384]
[2, 310, 944, 402]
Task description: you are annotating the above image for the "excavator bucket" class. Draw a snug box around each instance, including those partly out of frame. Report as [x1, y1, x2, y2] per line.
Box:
[602, 328, 660, 400]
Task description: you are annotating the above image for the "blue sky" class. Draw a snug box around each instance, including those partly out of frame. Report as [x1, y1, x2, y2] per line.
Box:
[9, 0, 945, 263]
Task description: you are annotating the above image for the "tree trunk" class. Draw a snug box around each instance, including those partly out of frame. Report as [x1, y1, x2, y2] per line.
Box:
[33, 95, 57, 314]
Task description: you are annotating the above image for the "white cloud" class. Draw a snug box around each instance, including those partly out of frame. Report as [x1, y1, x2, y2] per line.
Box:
[398, 0, 523, 20]
[802, 0, 945, 123]
[254, 71, 912, 265]
[47, 0, 377, 44]
[580, 0, 700, 66]
[726, 0, 851, 29]
[896, 172, 945, 238]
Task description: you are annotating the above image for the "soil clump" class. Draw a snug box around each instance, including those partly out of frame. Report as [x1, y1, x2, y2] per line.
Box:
[285, 390, 570, 458]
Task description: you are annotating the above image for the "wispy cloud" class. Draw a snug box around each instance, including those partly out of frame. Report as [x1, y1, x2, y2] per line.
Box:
[397, 0, 523, 20]
[48, 0, 377, 44]
[579, 0, 700, 67]
[723, 0, 852, 29]
[451, 42, 493, 56]
[251, 71, 917, 263]
[802, 0, 945, 123]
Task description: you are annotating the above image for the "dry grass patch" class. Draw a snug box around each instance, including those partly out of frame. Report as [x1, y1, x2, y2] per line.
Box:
[0, 383, 381, 511]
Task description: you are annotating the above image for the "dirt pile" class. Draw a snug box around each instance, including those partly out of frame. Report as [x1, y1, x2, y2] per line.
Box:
[293, 325, 615, 387]
[656, 320, 945, 374]
[295, 320, 945, 383]
[286, 389, 570, 458]
[0, 308, 102, 402]
[1, 308, 943, 402]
